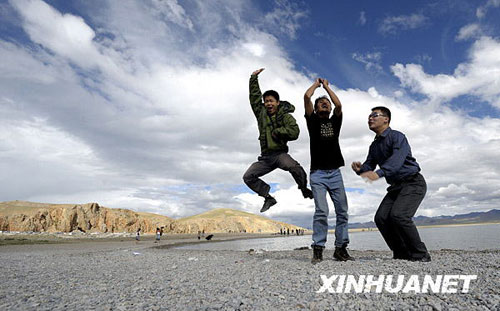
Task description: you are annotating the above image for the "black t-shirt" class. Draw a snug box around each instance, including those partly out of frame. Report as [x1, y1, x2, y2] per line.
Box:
[305, 112, 345, 170]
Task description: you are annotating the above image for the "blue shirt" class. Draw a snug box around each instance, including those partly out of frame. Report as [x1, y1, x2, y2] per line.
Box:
[358, 127, 420, 185]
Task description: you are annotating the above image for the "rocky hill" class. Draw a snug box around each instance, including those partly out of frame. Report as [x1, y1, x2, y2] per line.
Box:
[0, 201, 173, 234]
[169, 208, 302, 234]
[0, 201, 302, 234]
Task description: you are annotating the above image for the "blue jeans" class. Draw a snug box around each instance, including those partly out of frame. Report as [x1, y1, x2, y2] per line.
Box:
[311, 169, 349, 248]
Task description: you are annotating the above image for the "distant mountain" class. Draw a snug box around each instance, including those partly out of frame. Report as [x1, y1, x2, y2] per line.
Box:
[0, 201, 302, 234]
[346, 209, 500, 229]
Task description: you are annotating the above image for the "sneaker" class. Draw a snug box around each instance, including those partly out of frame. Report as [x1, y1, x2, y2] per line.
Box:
[260, 195, 277, 213]
[311, 245, 324, 264]
[410, 252, 431, 262]
[333, 247, 348, 261]
[301, 188, 313, 199]
[340, 245, 355, 261]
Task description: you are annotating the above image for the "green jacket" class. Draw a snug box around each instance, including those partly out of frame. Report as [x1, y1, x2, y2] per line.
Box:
[249, 74, 299, 154]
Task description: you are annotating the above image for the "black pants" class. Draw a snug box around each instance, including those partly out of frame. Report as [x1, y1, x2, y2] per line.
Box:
[374, 173, 429, 259]
[243, 152, 308, 197]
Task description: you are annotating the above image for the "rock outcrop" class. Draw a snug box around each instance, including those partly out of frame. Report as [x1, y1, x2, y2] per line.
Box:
[0, 201, 304, 234]
[0, 201, 172, 234]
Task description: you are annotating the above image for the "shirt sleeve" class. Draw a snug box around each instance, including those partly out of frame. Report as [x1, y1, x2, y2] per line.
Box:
[358, 144, 377, 175]
[331, 112, 342, 134]
[249, 75, 262, 118]
[304, 111, 317, 131]
[377, 131, 410, 178]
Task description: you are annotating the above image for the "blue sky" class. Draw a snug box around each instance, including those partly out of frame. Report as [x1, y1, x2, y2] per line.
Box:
[0, 0, 499, 228]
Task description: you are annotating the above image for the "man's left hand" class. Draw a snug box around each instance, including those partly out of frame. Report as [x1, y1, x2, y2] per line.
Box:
[360, 171, 379, 181]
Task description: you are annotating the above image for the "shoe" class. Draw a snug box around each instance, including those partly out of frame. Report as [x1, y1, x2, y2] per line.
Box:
[410, 252, 431, 262]
[334, 247, 348, 261]
[301, 188, 313, 199]
[260, 195, 277, 213]
[311, 245, 324, 264]
[340, 245, 355, 261]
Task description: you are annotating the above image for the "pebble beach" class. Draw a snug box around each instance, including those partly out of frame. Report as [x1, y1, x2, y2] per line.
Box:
[0, 234, 499, 311]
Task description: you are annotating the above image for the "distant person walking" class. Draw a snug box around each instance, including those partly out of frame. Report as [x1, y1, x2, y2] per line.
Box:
[155, 227, 161, 243]
[243, 68, 313, 213]
[351, 106, 431, 262]
[304, 78, 353, 264]
[135, 228, 140, 242]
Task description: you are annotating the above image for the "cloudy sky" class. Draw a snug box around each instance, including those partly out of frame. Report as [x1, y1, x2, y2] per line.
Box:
[1, 0, 499, 228]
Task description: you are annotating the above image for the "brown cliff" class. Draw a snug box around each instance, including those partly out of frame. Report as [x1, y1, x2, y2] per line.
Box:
[0, 201, 172, 234]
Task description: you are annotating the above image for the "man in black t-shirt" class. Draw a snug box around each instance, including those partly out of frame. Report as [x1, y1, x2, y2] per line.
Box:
[304, 78, 353, 264]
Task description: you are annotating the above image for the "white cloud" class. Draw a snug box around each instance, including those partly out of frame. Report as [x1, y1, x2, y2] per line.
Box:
[378, 13, 427, 35]
[352, 51, 383, 74]
[456, 23, 483, 41]
[435, 184, 475, 197]
[391, 36, 500, 108]
[1, 0, 500, 228]
[359, 11, 367, 26]
[151, 0, 194, 30]
[263, 0, 308, 40]
[476, 0, 500, 18]
[9, 0, 100, 68]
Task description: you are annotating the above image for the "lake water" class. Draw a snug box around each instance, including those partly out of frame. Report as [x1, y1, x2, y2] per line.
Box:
[175, 223, 500, 251]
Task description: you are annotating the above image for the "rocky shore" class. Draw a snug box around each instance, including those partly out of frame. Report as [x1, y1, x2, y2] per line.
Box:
[0, 235, 498, 310]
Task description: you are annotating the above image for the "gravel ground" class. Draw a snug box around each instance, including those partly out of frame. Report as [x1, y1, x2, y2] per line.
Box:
[0, 240, 498, 311]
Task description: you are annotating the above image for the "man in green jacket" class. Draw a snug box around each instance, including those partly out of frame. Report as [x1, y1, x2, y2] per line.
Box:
[243, 68, 313, 213]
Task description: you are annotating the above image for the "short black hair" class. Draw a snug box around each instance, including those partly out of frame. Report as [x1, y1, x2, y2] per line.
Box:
[371, 106, 391, 123]
[314, 95, 330, 111]
[263, 90, 279, 102]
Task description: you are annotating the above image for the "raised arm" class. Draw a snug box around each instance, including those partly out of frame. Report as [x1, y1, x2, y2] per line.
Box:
[249, 68, 265, 117]
[304, 78, 321, 117]
[322, 79, 342, 116]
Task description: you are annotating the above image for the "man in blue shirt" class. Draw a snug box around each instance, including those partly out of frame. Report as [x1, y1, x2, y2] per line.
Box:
[351, 106, 431, 262]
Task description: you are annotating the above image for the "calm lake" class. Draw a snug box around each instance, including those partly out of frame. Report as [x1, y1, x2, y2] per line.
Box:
[175, 223, 500, 251]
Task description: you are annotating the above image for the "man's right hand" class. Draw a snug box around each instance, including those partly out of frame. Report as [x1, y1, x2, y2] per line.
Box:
[252, 68, 265, 76]
[351, 161, 362, 173]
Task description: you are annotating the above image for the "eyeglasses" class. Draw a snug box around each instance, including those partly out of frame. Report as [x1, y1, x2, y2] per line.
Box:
[368, 112, 387, 119]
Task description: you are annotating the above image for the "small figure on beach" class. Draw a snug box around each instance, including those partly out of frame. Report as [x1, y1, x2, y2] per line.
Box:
[135, 228, 140, 242]
[304, 78, 353, 264]
[351, 106, 431, 262]
[197, 230, 201, 240]
[243, 68, 313, 213]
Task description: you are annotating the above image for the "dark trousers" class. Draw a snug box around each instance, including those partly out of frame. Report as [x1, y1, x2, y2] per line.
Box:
[243, 152, 308, 197]
[374, 173, 429, 259]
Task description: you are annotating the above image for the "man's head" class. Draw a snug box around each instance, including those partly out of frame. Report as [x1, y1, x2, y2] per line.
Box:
[263, 90, 280, 115]
[368, 106, 391, 133]
[314, 96, 332, 118]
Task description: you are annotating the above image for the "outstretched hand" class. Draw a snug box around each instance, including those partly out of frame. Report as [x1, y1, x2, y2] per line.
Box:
[360, 171, 379, 182]
[351, 161, 362, 173]
[311, 78, 321, 88]
[321, 78, 330, 88]
[252, 68, 265, 76]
